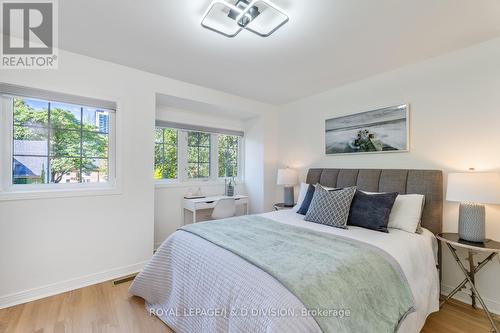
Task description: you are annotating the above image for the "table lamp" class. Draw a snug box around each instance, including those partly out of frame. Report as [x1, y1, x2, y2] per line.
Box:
[277, 168, 298, 207]
[446, 172, 500, 243]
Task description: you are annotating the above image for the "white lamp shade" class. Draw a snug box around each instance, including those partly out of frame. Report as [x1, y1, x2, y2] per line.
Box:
[277, 168, 298, 186]
[447, 172, 500, 205]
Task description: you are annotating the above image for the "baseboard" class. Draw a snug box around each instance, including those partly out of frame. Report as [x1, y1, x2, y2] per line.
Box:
[442, 283, 500, 315]
[0, 261, 147, 309]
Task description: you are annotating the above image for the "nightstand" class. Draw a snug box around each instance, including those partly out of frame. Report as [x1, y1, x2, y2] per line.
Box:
[437, 233, 500, 333]
[273, 203, 295, 211]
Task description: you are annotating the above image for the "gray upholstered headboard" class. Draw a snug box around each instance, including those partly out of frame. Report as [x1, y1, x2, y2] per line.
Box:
[306, 168, 443, 235]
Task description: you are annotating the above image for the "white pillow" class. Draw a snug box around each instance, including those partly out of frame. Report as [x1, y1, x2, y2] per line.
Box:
[294, 182, 309, 211]
[387, 194, 425, 233]
[318, 184, 337, 191]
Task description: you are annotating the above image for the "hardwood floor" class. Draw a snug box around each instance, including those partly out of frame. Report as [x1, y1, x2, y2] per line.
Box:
[0, 279, 497, 333]
[422, 298, 498, 333]
[0, 280, 174, 333]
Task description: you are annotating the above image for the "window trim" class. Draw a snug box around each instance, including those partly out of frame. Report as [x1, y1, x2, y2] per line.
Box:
[0, 94, 118, 200]
[154, 127, 244, 187]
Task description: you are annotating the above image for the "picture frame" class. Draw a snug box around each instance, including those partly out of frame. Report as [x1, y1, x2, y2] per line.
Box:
[325, 104, 410, 155]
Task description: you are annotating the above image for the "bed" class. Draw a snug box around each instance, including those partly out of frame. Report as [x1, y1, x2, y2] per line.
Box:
[130, 168, 443, 333]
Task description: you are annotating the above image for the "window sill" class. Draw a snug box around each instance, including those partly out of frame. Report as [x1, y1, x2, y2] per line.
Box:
[155, 179, 243, 189]
[0, 186, 121, 201]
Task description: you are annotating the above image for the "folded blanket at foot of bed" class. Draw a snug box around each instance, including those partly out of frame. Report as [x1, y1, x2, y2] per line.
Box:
[178, 215, 415, 333]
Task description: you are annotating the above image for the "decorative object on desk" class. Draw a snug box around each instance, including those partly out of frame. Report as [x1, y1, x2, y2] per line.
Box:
[447, 171, 500, 243]
[184, 187, 205, 199]
[325, 104, 409, 155]
[184, 195, 206, 199]
[225, 177, 235, 197]
[277, 168, 298, 207]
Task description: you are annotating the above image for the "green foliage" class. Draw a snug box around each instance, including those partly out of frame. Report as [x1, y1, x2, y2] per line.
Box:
[13, 98, 47, 140]
[39, 163, 46, 183]
[154, 128, 178, 180]
[187, 132, 210, 178]
[218, 135, 238, 178]
[153, 130, 239, 180]
[13, 98, 108, 183]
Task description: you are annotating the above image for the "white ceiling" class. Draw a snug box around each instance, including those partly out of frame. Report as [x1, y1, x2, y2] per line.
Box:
[59, 0, 500, 105]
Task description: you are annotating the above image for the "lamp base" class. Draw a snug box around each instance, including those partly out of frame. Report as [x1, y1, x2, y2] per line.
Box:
[283, 186, 295, 207]
[458, 203, 485, 243]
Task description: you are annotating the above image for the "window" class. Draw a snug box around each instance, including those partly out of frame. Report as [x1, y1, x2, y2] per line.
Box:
[154, 128, 178, 180]
[1, 92, 115, 190]
[187, 131, 211, 178]
[154, 124, 242, 183]
[218, 134, 239, 178]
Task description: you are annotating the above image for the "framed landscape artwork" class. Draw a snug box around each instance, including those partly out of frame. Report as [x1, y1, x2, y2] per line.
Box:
[325, 104, 409, 155]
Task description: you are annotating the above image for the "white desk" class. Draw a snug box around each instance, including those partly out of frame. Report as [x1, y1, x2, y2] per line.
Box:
[183, 195, 249, 224]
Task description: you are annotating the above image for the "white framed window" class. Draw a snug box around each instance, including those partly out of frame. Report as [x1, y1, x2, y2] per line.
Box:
[187, 131, 211, 179]
[154, 128, 178, 180]
[0, 84, 117, 196]
[154, 121, 243, 184]
[218, 134, 239, 178]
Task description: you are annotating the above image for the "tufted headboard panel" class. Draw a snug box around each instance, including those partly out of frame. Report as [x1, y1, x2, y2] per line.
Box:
[306, 168, 443, 235]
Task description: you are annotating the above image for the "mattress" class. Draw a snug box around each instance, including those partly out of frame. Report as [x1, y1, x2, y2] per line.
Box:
[130, 210, 439, 333]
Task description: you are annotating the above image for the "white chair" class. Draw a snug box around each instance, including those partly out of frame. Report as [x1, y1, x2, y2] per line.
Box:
[211, 198, 236, 220]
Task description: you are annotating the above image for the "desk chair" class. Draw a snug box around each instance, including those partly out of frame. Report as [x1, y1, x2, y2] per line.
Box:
[211, 198, 236, 220]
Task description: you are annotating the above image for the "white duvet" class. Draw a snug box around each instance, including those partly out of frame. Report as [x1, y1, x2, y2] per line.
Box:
[130, 210, 439, 333]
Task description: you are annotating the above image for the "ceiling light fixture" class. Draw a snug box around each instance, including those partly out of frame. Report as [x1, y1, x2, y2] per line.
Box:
[201, 0, 289, 38]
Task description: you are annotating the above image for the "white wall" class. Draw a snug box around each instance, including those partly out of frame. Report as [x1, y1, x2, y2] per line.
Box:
[154, 106, 248, 247]
[4, 27, 497, 317]
[153, 106, 278, 247]
[244, 112, 279, 214]
[274, 38, 500, 312]
[0, 50, 274, 308]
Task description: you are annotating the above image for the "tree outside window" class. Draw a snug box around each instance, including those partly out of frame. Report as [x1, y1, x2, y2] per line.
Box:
[218, 134, 238, 178]
[154, 128, 178, 180]
[187, 132, 210, 178]
[12, 97, 109, 185]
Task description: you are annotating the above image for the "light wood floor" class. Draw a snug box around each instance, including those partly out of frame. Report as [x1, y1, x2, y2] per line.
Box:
[0, 279, 498, 333]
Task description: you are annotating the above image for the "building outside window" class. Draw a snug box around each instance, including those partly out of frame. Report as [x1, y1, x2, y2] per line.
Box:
[0, 85, 116, 194]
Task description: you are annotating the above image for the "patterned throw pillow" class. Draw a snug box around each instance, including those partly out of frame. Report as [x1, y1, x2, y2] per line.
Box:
[305, 186, 357, 229]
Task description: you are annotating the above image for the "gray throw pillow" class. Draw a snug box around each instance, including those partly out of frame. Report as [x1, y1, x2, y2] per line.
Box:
[305, 186, 357, 229]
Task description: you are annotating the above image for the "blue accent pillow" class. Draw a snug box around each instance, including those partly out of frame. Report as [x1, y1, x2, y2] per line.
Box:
[305, 186, 357, 229]
[297, 184, 315, 215]
[347, 190, 398, 233]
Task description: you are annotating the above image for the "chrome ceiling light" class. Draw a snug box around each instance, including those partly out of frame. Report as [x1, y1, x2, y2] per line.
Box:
[201, 0, 289, 38]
